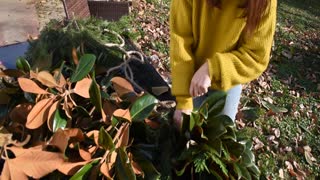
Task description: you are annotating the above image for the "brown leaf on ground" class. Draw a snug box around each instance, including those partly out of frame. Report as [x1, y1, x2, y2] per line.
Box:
[48, 128, 68, 153]
[111, 77, 135, 97]
[26, 97, 55, 129]
[18, 78, 49, 94]
[74, 78, 92, 98]
[37, 71, 59, 88]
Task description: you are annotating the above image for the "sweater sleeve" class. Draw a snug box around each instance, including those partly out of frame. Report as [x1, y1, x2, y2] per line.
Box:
[170, 0, 195, 110]
[207, 0, 277, 91]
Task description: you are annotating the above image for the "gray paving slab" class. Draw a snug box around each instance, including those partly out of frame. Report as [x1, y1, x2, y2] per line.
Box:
[0, 0, 39, 46]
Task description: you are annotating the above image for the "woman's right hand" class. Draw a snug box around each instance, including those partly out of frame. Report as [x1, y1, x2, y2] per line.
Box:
[173, 109, 192, 130]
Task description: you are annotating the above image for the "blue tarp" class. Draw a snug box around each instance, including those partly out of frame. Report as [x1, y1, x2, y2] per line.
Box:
[0, 42, 29, 69]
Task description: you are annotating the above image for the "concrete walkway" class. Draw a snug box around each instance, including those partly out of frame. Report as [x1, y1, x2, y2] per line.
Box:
[0, 0, 39, 46]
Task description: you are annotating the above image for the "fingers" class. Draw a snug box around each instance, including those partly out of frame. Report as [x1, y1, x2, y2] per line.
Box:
[190, 78, 209, 97]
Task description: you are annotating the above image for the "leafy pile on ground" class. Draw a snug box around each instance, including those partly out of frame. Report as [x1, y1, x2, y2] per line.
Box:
[0, 19, 259, 179]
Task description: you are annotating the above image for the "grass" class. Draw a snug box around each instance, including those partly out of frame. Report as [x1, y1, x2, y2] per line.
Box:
[128, 0, 320, 178]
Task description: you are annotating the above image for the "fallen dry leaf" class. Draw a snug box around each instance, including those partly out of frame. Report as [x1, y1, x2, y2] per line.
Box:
[26, 97, 55, 129]
[113, 109, 132, 122]
[37, 71, 59, 88]
[111, 76, 135, 97]
[73, 78, 92, 98]
[18, 78, 49, 94]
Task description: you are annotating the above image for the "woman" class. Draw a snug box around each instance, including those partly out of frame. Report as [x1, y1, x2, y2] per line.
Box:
[170, 0, 277, 127]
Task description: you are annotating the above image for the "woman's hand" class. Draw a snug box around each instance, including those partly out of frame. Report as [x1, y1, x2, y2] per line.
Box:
[190, 61, 211, 97]
[173, 109, 192, 130]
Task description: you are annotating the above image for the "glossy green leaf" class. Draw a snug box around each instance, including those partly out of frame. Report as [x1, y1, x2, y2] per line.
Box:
[16, 57, 31, 72]
[52, 109, 67, 132]
[98, 127, 115, 150]
[221, 127, 236, 141]
[199, 103, 208, 120]
[89, 76, 102, 112]
[132, 148, 160, 179]
[70, 159, 99, 180]
[70, 54, 96, 83]
[115, 147, 136, 180]
[190, 112, 201, 131]
[130, 94, 158, 122]
[74, 106, 90, 117]
[247, 164, 260, 176]
[224, 140, 245, 159]
[205, 115, 228, 141]
[199, 91, 226, 115]
[207, 139, 222, 157]
[238, 165, 252, 180]
[233, 163, 242, 178]
[240, 148, 255, 167]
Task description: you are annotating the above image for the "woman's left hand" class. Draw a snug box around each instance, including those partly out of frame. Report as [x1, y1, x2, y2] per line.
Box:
[189, 61, 211, 97]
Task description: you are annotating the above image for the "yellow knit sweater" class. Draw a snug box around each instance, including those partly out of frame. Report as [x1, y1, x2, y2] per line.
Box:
[170, 0, 277, 110]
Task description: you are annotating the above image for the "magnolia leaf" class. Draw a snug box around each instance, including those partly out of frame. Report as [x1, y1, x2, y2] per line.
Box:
[79, 149, 92, 161]
[53, 68, 66, 88]
[238, 164, 251, 180]
[89, 77, 102, 113]
[224, 140, 245, 159]
[74, 78, 92, 98]
[130, 94, 158, 122]
[205, 115, 228, 141]
[207, 138, 222, 157]
[199, 91, 226, 115]
[115, 124, 130, 148]
[100, 161, 113, 180]
[18, 78, 49, 94]
[5, 146, 64, 179]
[70, 159, 99, 180]
[99, 127, 115, 150]
[72, 47, 79, 65]
[26, 98, 55, 129]
[100, 151, 117, 179]
[247, 164, 260, 176]
[113, 109, 132, 122]
[222, 126, 236, 141]
[52, 109, 67, 132]
[70, 54, 96, 83]
[86, 130, 99, 146]
[103, 101, 117, 122]
[47, 100, 60, 132]
[115, 147, 136, 180]
[48, 129, 69, 153]
[16, 57, 31, 72]
[131, 149, 160, 179]
[37, 71, 59, 88]
[111, 76, 135, 97]
[64, 128, 85, 142]
[58, 161, 90, 175]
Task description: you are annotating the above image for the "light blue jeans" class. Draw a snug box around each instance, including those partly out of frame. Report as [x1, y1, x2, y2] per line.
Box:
[193, 85, 242, 121]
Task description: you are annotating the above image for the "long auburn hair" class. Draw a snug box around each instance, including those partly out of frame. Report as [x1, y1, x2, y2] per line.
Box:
[207, 0, 269, 36]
